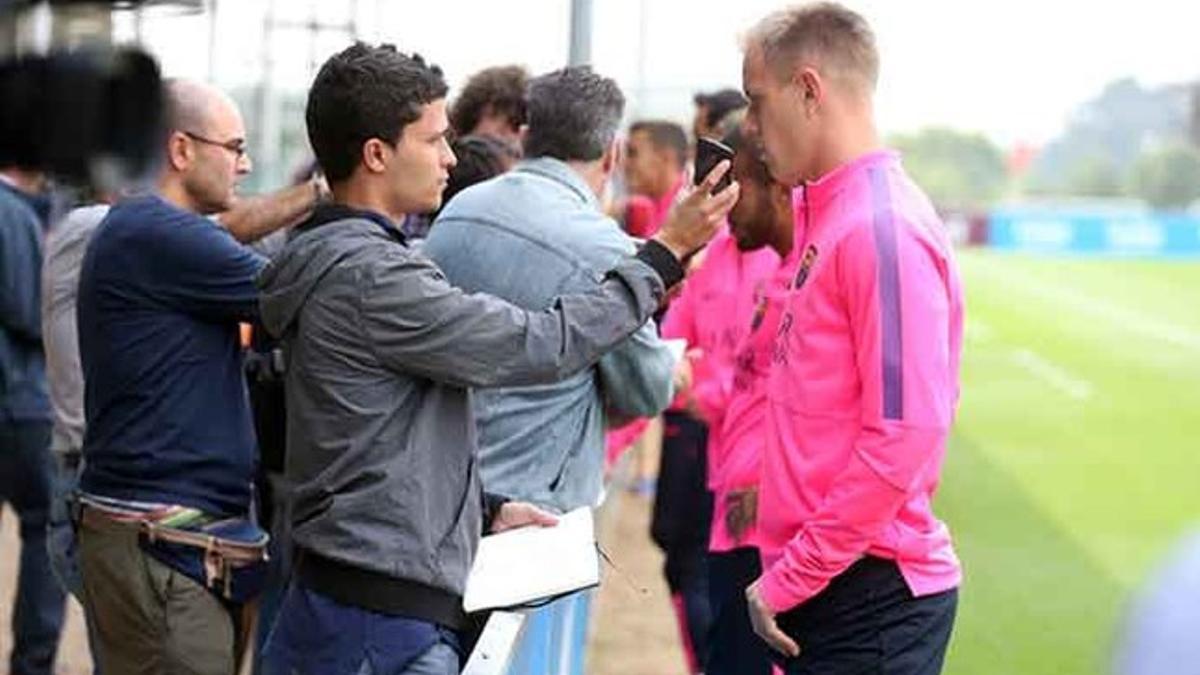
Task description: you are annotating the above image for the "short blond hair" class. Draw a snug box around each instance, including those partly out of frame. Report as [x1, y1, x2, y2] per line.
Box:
[745, 3, 879, 94]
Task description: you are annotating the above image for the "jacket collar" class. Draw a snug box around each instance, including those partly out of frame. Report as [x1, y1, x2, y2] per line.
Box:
[0, 178, 51, 226]
[296, 203, 406, 245]
[797, 149, 899, 243]
[514, 157, 602, 211]
[804, 149, 898, 213]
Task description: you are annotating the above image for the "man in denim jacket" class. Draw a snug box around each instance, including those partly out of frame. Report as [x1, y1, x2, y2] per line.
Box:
[424, 68, 678, 673]
[426, 67, 676, 515]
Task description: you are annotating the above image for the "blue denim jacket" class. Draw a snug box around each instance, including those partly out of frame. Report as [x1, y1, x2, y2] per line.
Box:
[425, 158, 675, 511]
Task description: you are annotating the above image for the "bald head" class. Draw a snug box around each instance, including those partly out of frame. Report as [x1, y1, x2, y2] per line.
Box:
[164, 79, 241, 136]
[159, 79, 250, 215]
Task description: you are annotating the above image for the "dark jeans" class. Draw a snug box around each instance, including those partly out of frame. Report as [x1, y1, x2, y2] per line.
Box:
[0, 421, 67, 675]
[771, 557, 957, 675]
[47, 451, 84, 597]
[263, 583, 460, 675]
[47, 450, 101, 674]
[254, 471, 293, 675]
[707, 547, 770, 675]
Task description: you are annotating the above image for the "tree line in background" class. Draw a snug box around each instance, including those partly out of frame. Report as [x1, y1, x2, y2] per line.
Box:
[892, 78, 1200, 211]
[229, 76, 1200, 212]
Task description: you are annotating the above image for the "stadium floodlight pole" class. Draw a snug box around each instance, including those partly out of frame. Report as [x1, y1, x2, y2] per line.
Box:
[207, 0, 217, 80]
[568, 0, 592, 66]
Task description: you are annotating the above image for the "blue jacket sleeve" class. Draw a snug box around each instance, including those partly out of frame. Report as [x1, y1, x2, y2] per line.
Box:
[586, 224, 675, 417]
[0, 197, 44, 344]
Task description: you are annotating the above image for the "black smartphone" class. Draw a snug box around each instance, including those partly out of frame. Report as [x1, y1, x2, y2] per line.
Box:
[694, 137, 735, 195]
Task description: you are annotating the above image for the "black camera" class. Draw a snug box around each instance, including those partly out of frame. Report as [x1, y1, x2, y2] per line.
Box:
[0, 47, 164, 188]
[2, 1, 166, 189]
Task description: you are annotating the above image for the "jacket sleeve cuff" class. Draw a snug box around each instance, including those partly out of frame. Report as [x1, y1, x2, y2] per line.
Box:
[635, 239, 685, 289]
[481, 492, 511, 533]
[759, 563, 806, 614]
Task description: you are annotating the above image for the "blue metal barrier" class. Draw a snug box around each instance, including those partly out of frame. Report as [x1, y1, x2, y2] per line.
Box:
[504, 591, 592, 675]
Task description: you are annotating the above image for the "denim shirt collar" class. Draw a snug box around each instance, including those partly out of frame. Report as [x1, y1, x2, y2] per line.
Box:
[514, 157, 601, 212]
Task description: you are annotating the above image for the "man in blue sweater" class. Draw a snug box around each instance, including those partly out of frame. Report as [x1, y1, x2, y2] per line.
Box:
[75, 79, 318, 675]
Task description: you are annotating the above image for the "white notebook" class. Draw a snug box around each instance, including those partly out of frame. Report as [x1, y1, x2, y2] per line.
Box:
[462, 507, 599, 613]
[663, 338, 688, 366]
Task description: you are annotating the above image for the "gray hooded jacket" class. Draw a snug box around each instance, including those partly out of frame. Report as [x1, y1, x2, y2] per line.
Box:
[256, 206, 681, 626]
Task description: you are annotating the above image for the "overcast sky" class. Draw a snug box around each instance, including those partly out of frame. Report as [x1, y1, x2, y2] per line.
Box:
[117, 0, 1200, 148]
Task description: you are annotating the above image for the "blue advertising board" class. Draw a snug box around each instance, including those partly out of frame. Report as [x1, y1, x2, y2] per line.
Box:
[988, 205, 1200, 257]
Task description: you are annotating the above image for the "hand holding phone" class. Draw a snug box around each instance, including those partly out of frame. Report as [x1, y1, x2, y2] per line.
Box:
[694, 137, 735, 195]
[654, 155, 739, 260]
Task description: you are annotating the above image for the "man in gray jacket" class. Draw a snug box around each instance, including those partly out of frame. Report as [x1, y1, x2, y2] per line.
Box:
[258, 44, 737, 675]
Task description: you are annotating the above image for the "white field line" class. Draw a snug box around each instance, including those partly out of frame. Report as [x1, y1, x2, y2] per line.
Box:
[967, 316, 1094, 402]
[971, 259, 1200, 354]
[1008, 348, 1094, 401]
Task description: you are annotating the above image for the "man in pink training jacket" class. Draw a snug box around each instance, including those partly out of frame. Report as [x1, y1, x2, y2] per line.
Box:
[741, 4, 965, 674]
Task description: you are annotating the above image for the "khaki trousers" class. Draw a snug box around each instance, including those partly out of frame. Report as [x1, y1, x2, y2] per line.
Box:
[78, 511, 236, 675]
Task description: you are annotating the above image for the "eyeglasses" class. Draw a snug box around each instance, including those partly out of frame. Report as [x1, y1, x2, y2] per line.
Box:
[182, 131, 247, 160]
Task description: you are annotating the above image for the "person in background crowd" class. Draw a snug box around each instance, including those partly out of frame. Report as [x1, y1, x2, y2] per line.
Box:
[692, 88, 749, 142]
[41, 196, 111, 675]
[1, 161, 64, 675]
[655, 152, 779, 673]
[429, 134, 519, 220]
[700, 120, 797, 675]
[605, 119, 693, 491]
[622, 120, 689, 239]
[448, 64, 529, 148]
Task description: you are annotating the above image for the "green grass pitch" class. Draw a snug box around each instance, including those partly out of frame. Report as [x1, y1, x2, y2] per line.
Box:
[937, 249, 1200, 674]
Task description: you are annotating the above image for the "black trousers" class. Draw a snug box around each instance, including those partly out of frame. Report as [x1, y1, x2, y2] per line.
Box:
[652, 411, 714, 670]
[771, 557, 957, 675]
[707, 547, 771, 675]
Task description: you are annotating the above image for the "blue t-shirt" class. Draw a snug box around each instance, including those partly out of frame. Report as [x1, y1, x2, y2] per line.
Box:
[78, 195, 266, 515]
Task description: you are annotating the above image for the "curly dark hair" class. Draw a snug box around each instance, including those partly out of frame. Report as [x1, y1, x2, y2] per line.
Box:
[448, 65, 529, 137]
[305, 42, 448, 182]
